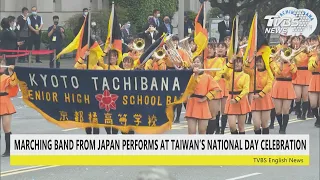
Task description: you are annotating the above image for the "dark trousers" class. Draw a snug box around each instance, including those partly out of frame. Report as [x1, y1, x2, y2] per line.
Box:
[49, 48, 61, 68]
[28, 36, 41, 62]
[18, 36, 29, 62]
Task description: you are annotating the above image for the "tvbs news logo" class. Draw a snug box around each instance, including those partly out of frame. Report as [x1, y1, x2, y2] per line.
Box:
[264, 7, 317, 37]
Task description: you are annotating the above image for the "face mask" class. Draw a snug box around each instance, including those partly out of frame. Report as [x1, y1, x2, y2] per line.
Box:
[84, 12, 88, 16]
[54, 21, 59, 25]
[225, 16, 230, 20]
[126, 24, 131, 29]
[32, 12, 37, 15]
[157, 13, 160, 18]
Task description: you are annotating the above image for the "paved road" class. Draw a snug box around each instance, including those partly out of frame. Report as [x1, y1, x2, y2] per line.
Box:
[0, 60, 319, 180]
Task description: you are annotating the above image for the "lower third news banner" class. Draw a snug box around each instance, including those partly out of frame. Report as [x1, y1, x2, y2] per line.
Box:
[14, 67, 192, 133]
[11, 134, 309, 166]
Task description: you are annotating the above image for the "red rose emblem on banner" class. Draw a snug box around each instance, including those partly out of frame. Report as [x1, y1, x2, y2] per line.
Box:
[95, 90, 118, 112]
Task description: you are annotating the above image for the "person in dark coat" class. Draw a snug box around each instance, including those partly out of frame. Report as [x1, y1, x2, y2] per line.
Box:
[74, 8, 88, 36]
[138, 24, 158, 51]
[0, 17, 24, 74]
[218, 13, 232, 42]
[156, 16, 173, 39]
[16, 7, 29, 63]
[149, 9, 161, 29]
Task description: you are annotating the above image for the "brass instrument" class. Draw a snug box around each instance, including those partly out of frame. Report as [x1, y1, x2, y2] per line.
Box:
[279, 47, 306, 63]
[179, 37, 193, 60]
[270, 46, 281, 61]
[271, 46, 277, 54]
[133, 38, 145, 51]
[164, 35, 184, 70]
[153, 47, 166, 60]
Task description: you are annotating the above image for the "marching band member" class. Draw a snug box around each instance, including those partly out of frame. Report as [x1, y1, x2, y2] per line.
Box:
[126, 38, 144, 68]
[0, 61, 18, 157]
[170, 35, 192, 69]
[122, 56, 135, 70]
[307, 35, 320, 128]
[144, 47, 167, 70]
[291, 36, 312, 120]
[271, 48, 297, 134]
[223, 54, 250, 134]
[277, 34, 289, 49]
[205, 43, 224, 134]
[268, 46, 280, 129]
[185, 56, 221, 134]
[211, 42, 229, 134]
[244, 49, 274, 134]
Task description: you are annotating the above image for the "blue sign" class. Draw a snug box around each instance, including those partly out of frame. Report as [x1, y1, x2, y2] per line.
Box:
[15, 67, 192, 134]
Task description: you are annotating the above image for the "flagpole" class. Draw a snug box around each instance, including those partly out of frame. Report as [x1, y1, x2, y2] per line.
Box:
[108, 2, 115, 70]
[231, 15, 239, 100]
[253, 12, 258, 95]
[86, 7, 92, 69]
[201, 1, 206, 61]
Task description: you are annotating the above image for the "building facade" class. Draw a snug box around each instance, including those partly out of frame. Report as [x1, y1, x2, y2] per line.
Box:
[0, 0, 109, 28]
[0, 0, 210, 29]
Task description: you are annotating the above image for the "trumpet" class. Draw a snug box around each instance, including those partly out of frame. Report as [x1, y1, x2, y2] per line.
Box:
[153, 47, 166, 60]
[164, 35, 184, 70]
[133, 38, 145, 51]
[179, 37, 193, 60]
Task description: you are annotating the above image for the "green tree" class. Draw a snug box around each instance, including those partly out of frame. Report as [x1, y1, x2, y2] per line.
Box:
[113, 0, 178, 32]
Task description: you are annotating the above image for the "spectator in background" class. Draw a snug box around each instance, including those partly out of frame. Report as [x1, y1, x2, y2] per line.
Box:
[139, 24, 158, 50]
[16, 7, 29, 63]
[48, 16, 65, 68]
[74, 8, 88, 36]
[184, 13, 194, 37]
[218, 13, 231, 42]
[157, 16, 173, 39]
[121, 21, 131, 53]
[149, 9, 161, 29]
[0, 17, 24, 74]
[27, 6, 43, 63]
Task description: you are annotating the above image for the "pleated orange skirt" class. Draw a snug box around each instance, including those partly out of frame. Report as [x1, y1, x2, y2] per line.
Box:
[219, 78, 229, 97]
[185, 97, 212, 120]
[272, 80, 296, 100]
[309, 74, 320, 92]
[251, 93, 274, 111]
[0, 96, 16, 115]
[224, 94, 251, 115]
[292, 69, 312, 86]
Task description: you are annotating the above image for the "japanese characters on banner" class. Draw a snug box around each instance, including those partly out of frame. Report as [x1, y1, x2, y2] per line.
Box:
[14, 67, 192, 134]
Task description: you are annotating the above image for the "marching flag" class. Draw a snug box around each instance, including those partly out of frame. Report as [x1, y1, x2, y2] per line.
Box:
[56, 16, 87, 59]
[138, 34, 166, 65]
[243, 12, 269, 67]
[56, 14, 103, 69]
[193, 3, 208, 58]
[105, 4, 122, 65]
[75, 13, 104, 69]
[227, 16, 239, 61]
